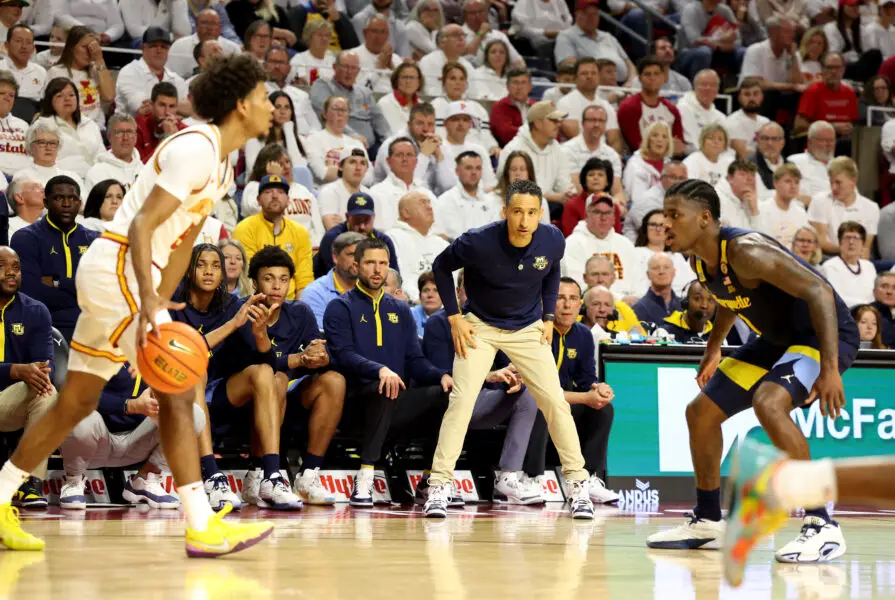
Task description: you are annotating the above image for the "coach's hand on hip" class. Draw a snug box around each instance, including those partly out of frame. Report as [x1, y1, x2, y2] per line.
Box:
[540, 322, 553, 345]
[448, 314, 477, 359]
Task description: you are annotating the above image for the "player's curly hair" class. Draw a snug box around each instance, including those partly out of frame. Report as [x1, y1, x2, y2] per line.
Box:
[249, 245, 296, 281]
[190, 54, 266, 124]
[665, 179, 720, 221]
[505, 179, 542, 205]
[182, 244, 233, 315]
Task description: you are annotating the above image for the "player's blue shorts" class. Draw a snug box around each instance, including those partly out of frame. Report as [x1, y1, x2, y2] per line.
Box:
[205, 377, 237, 431]
[702, 333, 859, 417]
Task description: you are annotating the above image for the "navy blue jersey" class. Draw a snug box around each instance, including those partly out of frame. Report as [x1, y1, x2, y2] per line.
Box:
[693, 227, 858, 346]
[169, 287, 240, 380]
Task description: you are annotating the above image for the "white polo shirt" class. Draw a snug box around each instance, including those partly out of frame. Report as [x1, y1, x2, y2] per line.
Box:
[560, 135, 622, 182]
[114, 58, 189, 116]
[787, 151, 832, 199]
[0, 57, 45, 102]
[434, 183, 502, 240]
[807, 192, 880, 246]
[368, 173, 436, 232]
[354, 44, 401, 95]
[757, 196, 809, 247]
[739, 39, 801, 85]
[166, 34, 241, 79]
[556, 88, 619, 131]
[723, 109, 770, 153]
[318, 179, 371, 220]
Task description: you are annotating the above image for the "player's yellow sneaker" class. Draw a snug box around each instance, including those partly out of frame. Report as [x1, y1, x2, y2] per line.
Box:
[185, 503, 274, 558]
[0, 504, 45, 551]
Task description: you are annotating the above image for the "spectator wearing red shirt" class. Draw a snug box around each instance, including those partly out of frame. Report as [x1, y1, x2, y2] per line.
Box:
[617, 56, 685, 155]
[561, 158, 622, 236]
[489, 66, 534, 146]
[794, 52, 858, 140]
[135, 81, 186, 163]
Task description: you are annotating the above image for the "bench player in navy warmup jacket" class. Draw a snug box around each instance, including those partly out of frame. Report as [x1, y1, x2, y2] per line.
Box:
[648, 179, 860, 566]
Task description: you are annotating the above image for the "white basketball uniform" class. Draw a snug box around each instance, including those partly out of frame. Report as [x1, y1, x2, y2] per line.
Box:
[68, 124, 234, 381]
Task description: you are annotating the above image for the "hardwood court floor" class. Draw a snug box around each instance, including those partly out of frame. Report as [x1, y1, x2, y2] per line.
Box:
[4, 504, 895, 599]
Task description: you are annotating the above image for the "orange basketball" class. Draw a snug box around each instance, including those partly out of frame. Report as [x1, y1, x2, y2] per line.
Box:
[136, 321, 209, 395]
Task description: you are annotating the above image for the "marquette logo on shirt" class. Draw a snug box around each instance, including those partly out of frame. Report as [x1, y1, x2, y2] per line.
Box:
[10, 323, 23, 335]
[387, 312, 399, 324]
[284, 243, 295, 254]
[78, 246, 88, 255]
[715, 295, 752, 311]
[533, 256, 548, 270]
[566, 348, 577, 359]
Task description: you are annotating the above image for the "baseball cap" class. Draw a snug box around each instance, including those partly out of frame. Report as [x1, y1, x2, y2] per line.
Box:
[347, 192, 375, 216]
[838, 0, 859, 6]
[527, 101, 567, 123]
[259, 174, 290, 194]
[0, 0, 30, 6]
[882, 0, 895, 5]
[143, 26, 172, 45]
[575, 0, 598, 9]
[588, 193, 614, 208]
[339, 146, 368, 165]
[445, 101, 475, 121]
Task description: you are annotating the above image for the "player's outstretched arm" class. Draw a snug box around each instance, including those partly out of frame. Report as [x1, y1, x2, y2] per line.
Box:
[727, 234, 845, 417]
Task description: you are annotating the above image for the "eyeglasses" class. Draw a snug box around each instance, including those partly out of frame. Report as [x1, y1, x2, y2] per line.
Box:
[328, 106, 349, 113]
[794, 237, 816, 244]
[647, 222, 666, 229]
[841, 234, 864, 242]
[759, 135, 783, 141]
[110, 129, 136, 137]
[589, 209, 614, 217]
[582, 117, 607, 123]
[32, 139, 59, 148]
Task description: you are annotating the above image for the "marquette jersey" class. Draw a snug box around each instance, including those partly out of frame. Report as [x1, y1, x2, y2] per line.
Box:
[104, 124, 234, 269]
[692, 226, 857, 346]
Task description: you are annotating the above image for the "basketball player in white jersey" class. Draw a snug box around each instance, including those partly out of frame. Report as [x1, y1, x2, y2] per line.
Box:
[0, 54, 277, 557]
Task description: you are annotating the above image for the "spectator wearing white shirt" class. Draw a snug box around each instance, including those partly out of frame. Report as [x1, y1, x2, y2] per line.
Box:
[821, 221, 876, 307]
[750, 122, 788, 201]
[376, 63, 424, 136]
[263, 46, 321, 136]
[119, 0, 191, 42]
[374, 102, 457, 196]
[562, 194, 640, 297]
[369, 137, 437, 232]
[386, 191, 448, 303]
[560, 105, 623, 201]
[677, 69, 725, 154]
[757, 163, 809, 246]
[184, 38, 223, 87]
[18, 0, 51, 38]
[441, 101, 497, 190]
[431, 63, 499, 158]
[419, 24, 476, 97]
[166, 9, 241, 78]
[682, 123, 735, 187]
[354, 14, 402, 95]
[46, 27, 114, 129]
[472, 39, 511, 102]
[739, 17, 804, 93]
[461, 0, 523, 67]
[351, 0, 409, 58]
[882, 115, 895, 175]
[724, 78, 771, 158]
[512, 0, 573, 56]
[435, 150, 500, 240]
[405, 0, 441, 60]
[0, 25, 45, 104]
[631, 209, 695, 296]
[84, 114, 141, 192]
[717, 159, 762, 229]
[487, 149, 550, 225]
[240, 143, 324, 246]
[822, 0, 882, 82]
[55, 0, 125, 44]
[33, 22, 63, 70]
[0, 70, 29, 177]
[623, 160, 687, 241]
[319, 146, 372, 230]
[675, 0, 744, 81]
[6, 177, 43, 239]
[629, 38, 693, 94]
[808, 156, 880, 256]
[622, 120, 671, 206]
[556, 57, 622, 154]
[305, 96, 368, 185]
[115, 27, 190, 118]
[787, 119, 836, 199]
[78, 178, 123, 233]
[13, 120, 84, 193]
[555, 0, 635, 85]
[864, 0, 895, 59]
[35, 78, 103, 179]
[290, 19, 336, 85]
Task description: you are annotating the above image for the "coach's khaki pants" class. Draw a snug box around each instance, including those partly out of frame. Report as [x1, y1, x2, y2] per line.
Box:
[0, 382, 57, 479]
[428, 314, 588, 486]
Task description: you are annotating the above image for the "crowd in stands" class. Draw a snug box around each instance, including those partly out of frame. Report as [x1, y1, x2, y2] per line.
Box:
[1, 0, 895, 511]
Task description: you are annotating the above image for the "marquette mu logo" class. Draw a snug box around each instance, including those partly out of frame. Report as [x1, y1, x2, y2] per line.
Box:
[387, 313, 399, 323]
[714, 295, 752, 311]
[533, 256, 548, 270]
[78, 246, 88, 255]
[11, 323, 23, 335]
[566, 348, 577, 359]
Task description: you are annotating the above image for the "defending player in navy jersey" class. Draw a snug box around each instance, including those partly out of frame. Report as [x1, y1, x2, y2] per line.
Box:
[647, 179, 859, 563]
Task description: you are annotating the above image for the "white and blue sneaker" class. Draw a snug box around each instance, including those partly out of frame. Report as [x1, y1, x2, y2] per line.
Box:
[493, 471, 542, 505]
[566, 480, 595, 520]
[243, 468, 263, 506]
[647, 514, 724, 549]
[424, 483, 449, 518]
[258, 475, 303, 510]
[59, 474, 88, 510]
[204, 472, 243, 512]
[350, 468, 374, 507]
[295, 468, 336, 505]
[122, 473, 179, 509]
[775, 517, 846, 563]
[414, 475, 465, 507]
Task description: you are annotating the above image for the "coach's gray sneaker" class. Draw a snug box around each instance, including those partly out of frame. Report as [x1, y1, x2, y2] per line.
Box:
[566, 480, 594, 520]
[424, 483, 449, 518]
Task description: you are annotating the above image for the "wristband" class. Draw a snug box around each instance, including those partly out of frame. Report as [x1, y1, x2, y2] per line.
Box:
[543, 314, 555, 322]
[123, 399, 130, 416]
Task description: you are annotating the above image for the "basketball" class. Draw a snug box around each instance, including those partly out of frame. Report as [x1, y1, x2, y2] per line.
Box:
[136, 321, 209, 395]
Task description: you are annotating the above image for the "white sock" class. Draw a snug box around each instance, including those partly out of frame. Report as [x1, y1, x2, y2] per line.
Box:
[178, 481, 214, 531]
[0, 462, 30, 504]
[773, 459, 838, 512]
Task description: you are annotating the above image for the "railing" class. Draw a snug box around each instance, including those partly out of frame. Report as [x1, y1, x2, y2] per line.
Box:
[867, 106, 895, 127]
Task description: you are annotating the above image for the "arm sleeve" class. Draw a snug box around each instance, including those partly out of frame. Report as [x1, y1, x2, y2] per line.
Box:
[54, 0, 85, 28]
[104, 2, 125, 41]
[573, 333, 597, 390]
[513, 0, 545, 37]
[490, 101, 517, 147]
[371, 101, 391, 144]
[323, 300, 385, 379]
[240, 182, 261, 217]
[170, 0, 192, 37]
[422, 316, 454, 373]
[295, 92, 322, 135]
[120, 0, 145, 38]
[797, 86, 818, 119]
[553, 31, 574, 64]
[10, 230, 75, 311]
[432, 235, 473, 317]
[27, 0, 54, 36]
[404, 306, 446, 383]
[433, 146, 458, 194]
[541, 242, 562, 318]
[30, 305, 54, 372]
[309, 81, 331, 121]
[680, 5, 704, 47]
[275, 305, 323, 374]
[306, 135, 328, 182]
[232, 222, 259, 262]
[669, 104, 685, 141]
[113, 66, 140, 116]
[616, 98, 642, 150]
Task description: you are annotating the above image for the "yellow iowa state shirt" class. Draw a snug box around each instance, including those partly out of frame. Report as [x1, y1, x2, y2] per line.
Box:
[232, 214, 314, 300]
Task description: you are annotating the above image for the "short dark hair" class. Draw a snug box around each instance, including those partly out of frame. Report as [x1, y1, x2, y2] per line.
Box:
[417, 271, 436, 293]
[354, 237, 390, 263]
[83, 179, 124, 219]
[455, 150, 481, 164]
[649, 36, 673, 54]
[665, 179, 721, 221]
[727, 159, 758, 176]
[637, 55, 664, 75]
[7, 23, 32, 43]
[575, 57, 598, 75]
[739, 77, 763, 91]
[505, 66, 530, 82]
[388, 136, 416, 156]
[40, 78, 80, 125]
[151, 81, 179, 103]
[409, 102, 435, 120]
[45, 174, 80, 198]
[190, 53, 266, 124]
[837, 220, 867, 243]
[248, 245, 296, 280]
[390, 62, 424, 92]
[579, 157, 613, 193]
[595, 58, 616, 70]
[505, 179, 542, 205]
[559, 276, 582, 296]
